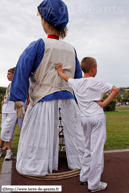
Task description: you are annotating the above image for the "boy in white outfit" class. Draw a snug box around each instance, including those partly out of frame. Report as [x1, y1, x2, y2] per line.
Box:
[0, 67, 17, 160]
[56, 57, 119, 192]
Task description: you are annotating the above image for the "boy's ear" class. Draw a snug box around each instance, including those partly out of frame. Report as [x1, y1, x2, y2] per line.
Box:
[91, 66, 95, 72]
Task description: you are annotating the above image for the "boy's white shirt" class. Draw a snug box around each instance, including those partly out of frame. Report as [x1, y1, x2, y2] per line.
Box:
[68, 77, 113, 117]
[2, 100, 16, 113]
[2, 83, 16, 114]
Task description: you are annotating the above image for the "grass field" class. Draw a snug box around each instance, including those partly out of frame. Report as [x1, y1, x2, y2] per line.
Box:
[0, 106, 129, 172]
[115, 105, 129, 111]
[104, 110, 129, 150]
[104, 106, 129, 150]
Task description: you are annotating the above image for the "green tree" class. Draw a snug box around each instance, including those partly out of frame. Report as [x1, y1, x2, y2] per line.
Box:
[103, 93, 108, 99]
[116, 93, 122, 102]
[102, 93, 116, 112]
[122, 90, 129, 102]
[0, 94, 4, 102]
[0, 87, 6, 95]
[0, 94, 4, 113]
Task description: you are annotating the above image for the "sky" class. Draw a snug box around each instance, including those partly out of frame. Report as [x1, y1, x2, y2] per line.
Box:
[0, 0, 129, 88]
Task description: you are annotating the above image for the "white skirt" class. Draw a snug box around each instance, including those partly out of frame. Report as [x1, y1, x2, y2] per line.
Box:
[16, 99, 85, 176]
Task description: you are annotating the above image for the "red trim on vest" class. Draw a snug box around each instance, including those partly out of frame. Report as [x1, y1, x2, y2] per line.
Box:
[47, 35, 59, 40]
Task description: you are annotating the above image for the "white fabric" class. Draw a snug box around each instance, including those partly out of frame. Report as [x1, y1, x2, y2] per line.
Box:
[80, 114, 106, 190]
[2, 83, 16, 113]
[1, 113, 17, 142]
[16, 99, 85, 176]
[2, 83, 16, 114]
[68, 77, 113, 117]
[2, 101, 16, 114]
[1, 83, 17, 142]
[4, 83, 11, 103]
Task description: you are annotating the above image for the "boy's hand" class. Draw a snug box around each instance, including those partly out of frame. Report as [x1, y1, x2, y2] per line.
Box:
[96, 101, 104, 108]
[1, 100, 4, 105]
[55, 62, 70, 82]
[96, 86, 119, 108]
[55, 63, 65, 75]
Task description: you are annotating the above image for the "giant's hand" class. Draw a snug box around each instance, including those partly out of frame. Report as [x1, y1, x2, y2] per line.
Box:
[14, 101, 25, 118]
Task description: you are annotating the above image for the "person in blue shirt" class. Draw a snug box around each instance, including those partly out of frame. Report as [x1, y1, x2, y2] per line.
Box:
[10, 0, 85, 176]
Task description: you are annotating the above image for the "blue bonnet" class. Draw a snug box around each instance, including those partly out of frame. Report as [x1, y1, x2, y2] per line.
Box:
[38, 0, 68, 30]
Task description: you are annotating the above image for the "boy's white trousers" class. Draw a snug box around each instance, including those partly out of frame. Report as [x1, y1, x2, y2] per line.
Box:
[80, 113, 106, 190]
[16, 99, 85, 176]
[1, 113, 17, 142]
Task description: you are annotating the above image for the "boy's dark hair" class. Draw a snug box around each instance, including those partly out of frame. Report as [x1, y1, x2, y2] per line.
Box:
[38, 8, 68, 39]
[81, 57, 97, 73]
[8, 67, 16, 74]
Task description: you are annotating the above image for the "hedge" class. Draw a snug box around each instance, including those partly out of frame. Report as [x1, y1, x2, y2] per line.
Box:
[103, 99, 116, 112]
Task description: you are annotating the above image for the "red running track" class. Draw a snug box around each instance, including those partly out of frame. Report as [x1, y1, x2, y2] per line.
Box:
[12, 151, 129, 193]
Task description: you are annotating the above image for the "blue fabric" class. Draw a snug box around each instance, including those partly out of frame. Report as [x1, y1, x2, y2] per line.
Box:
[10, 39, 45, 102]
[9, 38, 82, 103]
[39, 90, 75, 102]
[38, 0, 68, 30]
[74, 49, 82, 79]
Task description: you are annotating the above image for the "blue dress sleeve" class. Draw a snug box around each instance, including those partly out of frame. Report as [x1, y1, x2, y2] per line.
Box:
[9, 39, 45, 102]
[74, 49, 82, 79]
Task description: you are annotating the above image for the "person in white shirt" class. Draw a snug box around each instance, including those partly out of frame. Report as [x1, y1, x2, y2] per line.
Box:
[0, 67, 17, 160]
[56, 57, 119, 192]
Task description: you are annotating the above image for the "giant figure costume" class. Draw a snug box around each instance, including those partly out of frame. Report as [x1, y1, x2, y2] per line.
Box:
[10, 0, 85, 176]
